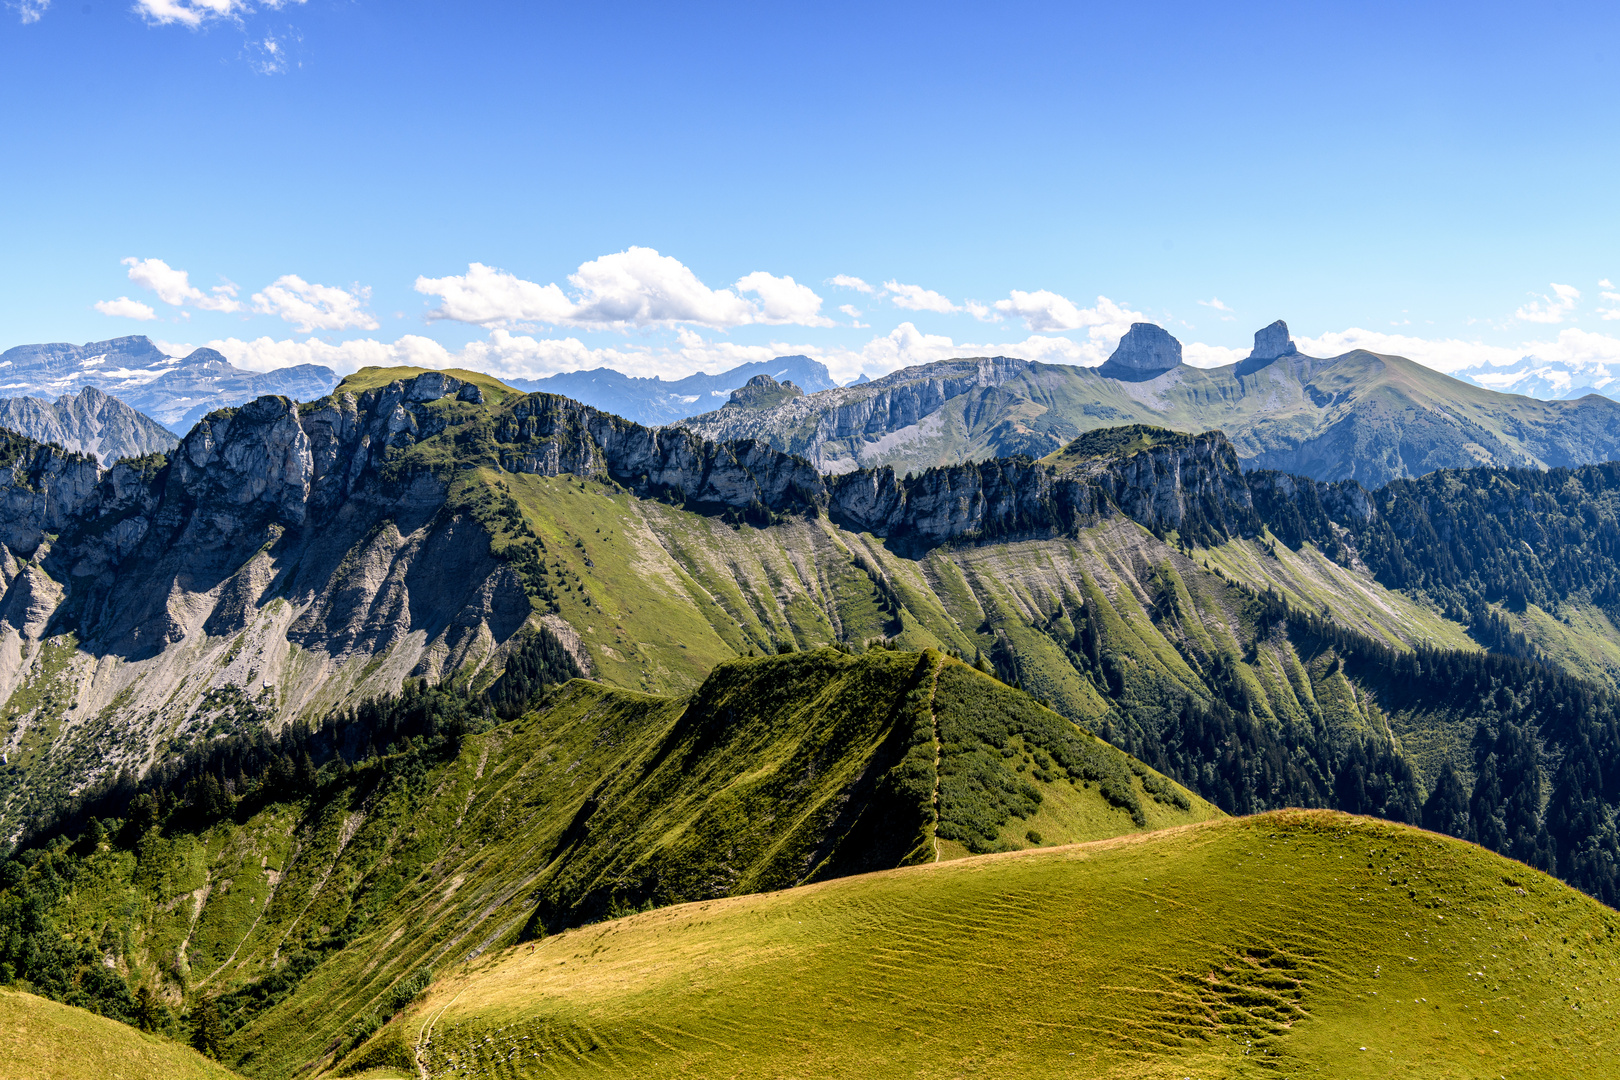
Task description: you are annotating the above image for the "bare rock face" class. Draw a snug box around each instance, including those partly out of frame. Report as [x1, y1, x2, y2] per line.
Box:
[1099, 323, 1182, 378]
[1250, 320, 1300, 362]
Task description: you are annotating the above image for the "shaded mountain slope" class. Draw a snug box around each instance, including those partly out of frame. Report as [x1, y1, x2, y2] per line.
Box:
[0, 386, 178, 464]
[409, 810, 1620, 1079]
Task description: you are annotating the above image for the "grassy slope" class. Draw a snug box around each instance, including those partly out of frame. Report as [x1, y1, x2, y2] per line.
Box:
[544, 459, 1498, 782]
[43, 652, 1210, 1078]
[0, 988, 237, 1080]
[406, 810, 1619, 1080]
[330, 366, 520, 403]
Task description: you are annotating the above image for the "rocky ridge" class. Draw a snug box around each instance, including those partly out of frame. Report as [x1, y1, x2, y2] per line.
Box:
[0, 368, 1393, 836]
[0, 386, 179, 464]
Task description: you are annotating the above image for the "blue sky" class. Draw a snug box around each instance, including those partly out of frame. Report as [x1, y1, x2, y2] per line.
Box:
[3, 0, 1619, 385]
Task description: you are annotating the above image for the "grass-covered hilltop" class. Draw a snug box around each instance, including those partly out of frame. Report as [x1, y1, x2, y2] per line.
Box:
[1, 364, 1620, 1076]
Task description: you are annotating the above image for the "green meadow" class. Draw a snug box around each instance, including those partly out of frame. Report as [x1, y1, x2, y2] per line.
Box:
[409, 810, 1619, 1080]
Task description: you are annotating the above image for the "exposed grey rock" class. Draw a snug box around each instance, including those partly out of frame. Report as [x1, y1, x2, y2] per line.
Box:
[1099, 323, 1182, 377]
[1250, 320, 1299, 362]
[0, 386, 178, 464]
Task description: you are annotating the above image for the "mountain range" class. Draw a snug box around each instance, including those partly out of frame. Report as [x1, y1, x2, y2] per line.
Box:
[504, 353, 837, 425]
[0, 336, 337, 433]
[3, 361, 1620, 1077]
[679, 320, 1620, 488]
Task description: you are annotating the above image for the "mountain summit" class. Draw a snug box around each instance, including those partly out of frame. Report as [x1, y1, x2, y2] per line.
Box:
[1098, 322, 1183, 379]
[1249, 319, 1299, 361]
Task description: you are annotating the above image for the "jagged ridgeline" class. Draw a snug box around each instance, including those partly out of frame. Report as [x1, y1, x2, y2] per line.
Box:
[0, 650, 1212, 1076]
[4, 369, 1620, 907]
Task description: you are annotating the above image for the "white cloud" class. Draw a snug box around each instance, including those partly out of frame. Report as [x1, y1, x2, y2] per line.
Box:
[1599, 289, 1620, 322]
[1197, 297, 1233, 312]
[964, 301, 1000, 323]
[1182, 343, 1248, 368]
[122, 256, 242, 312]
[734, 271, 835, 327]
[883, 280, 959, 314]
[416, 248, 831, 331]
[134, 0, 302, 28]
[414, 263, 573, 325]
[93, 296, 158, 321]
[839, 304, 868, 328]
[12, 0, 48, 23]
[829, 274, 873, 293]
[1515, 282, 1581, 324]
[993, 289, 1112, 332]
[251, 274, 379, 332]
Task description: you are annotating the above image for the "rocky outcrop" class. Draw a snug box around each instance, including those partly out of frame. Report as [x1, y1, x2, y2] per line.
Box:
[1249, 320, 1299, 362]
[823, 430, 1257, 546]
[1097, 323, 1183, 379]
[723, 374, 804, 410]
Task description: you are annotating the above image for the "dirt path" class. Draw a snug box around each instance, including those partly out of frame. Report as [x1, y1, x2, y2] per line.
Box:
[415, 985, 469, 1080]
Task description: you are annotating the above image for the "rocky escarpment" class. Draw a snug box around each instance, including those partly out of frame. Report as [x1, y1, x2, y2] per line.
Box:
[0, 372, 525, 835]
[484, 392, 1263, 549]
[678, 356, 1030, 472]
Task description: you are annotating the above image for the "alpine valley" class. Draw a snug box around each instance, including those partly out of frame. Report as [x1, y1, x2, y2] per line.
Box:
[3, 340, 1620, 1079]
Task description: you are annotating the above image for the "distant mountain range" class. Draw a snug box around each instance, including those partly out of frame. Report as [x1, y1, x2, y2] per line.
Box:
[505, 353, 837, 426]
[1452, 357, 1620, 401]
[679, 320, 1620, 488]
[0, 335, 337, 433]
[0, 386, 177, 463]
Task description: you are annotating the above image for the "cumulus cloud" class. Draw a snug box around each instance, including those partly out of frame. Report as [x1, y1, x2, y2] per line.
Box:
[1515, 282, 1581, 324]
[94, 297, 158, 321]
[828, 274, 874, 293]
[735, 271, 835, 327]
[122, 257, 242, 312]
[135, 0, 303, 28]
[12, 0, 48, 24]
[839, 304, 868, 328]
[1197, 297, 1236, 321]
[883, 281, 959, 314]
[251, 274, 379, 332]
[416, 248, 832, 331]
